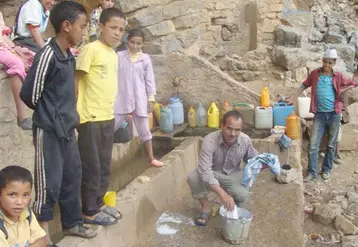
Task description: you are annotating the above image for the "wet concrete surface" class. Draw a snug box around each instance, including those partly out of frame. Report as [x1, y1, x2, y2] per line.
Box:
[135, 170, 305, 247]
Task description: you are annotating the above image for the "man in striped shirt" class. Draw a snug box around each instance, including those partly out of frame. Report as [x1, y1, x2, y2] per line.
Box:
[187, 110, 258, 226]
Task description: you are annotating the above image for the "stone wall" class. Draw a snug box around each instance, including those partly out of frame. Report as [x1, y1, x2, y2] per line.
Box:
[0, 72, 34, 173]
[118, 0, 285, 56]
[151, 53, 260, 109]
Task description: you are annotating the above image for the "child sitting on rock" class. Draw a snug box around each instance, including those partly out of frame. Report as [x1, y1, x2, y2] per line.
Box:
[0, 12, 34, 130]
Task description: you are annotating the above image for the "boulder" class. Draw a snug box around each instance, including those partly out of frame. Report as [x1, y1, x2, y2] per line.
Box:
[324, 30, 347, 44]
[118, 0, 172, 13]
[335, 215, 358, 235]
[272, 46, 310, 71]
[348, 203, 358, 215]
[292, 67, 308, 83]
[176, 27, 201, 48]
[343, 236, 358, 247]
[314, 15, 327, 32]
[309, 29, 325, 43]
[335, 44, 356, 72]
[313, 204, 343, 225]
[127, 6, 164, 29]
[349, 30, 358, 58]
[280, 12, 314, 33]
[276, 168, 299, 184]
[242, 71, 255, 81]
[142, 21, 176, 39]
[275, 25, 303, 48]
[347, 192, 358, 204]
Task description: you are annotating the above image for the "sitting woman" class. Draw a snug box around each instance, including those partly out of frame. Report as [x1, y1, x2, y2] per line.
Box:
[12, 0, 54, 53]
[0, 12, 34, 130]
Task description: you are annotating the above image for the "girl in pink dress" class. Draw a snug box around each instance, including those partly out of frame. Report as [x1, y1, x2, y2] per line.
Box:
[0, 12, 34, 130]
[114, 30, 163, 168]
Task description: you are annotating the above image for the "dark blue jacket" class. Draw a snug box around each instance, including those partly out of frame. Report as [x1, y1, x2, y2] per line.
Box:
[20, 38, 79, 139]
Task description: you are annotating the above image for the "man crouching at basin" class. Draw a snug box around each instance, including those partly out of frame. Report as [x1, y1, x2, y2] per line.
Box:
[187, 110, 258, 226]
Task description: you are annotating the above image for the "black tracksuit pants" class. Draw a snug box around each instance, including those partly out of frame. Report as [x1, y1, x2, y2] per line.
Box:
[33, 127, 83, 229]
[77, 119, 115, 216]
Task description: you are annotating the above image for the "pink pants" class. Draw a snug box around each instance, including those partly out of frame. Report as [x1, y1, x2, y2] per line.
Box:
[115, 112, 152, 143]
[0, 49, 26, 81]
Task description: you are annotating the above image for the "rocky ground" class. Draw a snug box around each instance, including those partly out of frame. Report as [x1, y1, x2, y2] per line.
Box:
[302, 142, 358, 247]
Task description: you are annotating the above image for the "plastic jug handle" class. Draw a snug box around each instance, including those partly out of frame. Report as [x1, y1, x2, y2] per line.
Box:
[275, 102, 288, 106]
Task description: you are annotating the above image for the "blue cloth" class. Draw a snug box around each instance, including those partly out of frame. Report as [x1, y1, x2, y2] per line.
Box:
[316, 75, 335, 112]
[308, 112, 341, 177]
[242, 153, 281, 188]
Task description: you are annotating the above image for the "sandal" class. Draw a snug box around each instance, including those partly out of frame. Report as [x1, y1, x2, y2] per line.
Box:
[194, 211, 210, 226]
[150, 159, 163, 168]
[101, 205, 123, 220]
[83, 211, 117, 226]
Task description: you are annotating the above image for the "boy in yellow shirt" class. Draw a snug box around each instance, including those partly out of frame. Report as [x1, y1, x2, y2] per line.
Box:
[0, 166, 46, 247]
[75, 7, 126, 226]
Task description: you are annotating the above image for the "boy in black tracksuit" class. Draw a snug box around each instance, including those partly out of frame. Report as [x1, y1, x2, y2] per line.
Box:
[20, 1, 96, 245]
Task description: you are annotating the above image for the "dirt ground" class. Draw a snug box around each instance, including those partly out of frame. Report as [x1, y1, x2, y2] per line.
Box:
[302, 140, 358, 247]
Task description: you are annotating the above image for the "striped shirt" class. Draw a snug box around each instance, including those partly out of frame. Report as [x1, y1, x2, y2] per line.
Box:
[198, 130, 258, 186]
[316, 75, 335, 112]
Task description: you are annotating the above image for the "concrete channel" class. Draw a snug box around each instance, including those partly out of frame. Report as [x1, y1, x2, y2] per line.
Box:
[56, 132, 304, 247]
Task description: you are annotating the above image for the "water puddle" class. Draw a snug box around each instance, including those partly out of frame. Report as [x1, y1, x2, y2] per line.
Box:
[155, 212, 195, 235]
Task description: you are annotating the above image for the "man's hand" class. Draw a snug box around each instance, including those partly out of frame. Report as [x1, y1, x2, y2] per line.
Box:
[148, 101, 154, 113]
[285, 95, 296, 105]
[220, 192, 235, 211]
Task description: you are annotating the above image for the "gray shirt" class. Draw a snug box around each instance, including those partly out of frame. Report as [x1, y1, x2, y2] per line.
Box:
[198, 130, 258, 186]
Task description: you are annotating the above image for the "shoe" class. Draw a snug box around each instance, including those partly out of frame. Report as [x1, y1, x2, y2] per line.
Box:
[63, 224, 97, 239]
[322, 171, 331, 180]
[48, 244, 59, 247]
[334, 155, 342, 165]
[319, 151, 325, 158]
[303, 173, 317, 183]
[17, 117, 32, 130]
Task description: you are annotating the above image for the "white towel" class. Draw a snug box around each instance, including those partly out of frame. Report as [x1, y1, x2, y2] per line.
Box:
[219, 205, 238, 219]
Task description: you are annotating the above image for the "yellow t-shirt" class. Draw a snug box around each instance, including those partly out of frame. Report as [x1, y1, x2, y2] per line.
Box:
[0, 209, 46, 247]
[76, 40, 118, 124]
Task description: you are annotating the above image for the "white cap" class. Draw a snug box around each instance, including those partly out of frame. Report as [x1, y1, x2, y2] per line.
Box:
[323, 48, 339, 59]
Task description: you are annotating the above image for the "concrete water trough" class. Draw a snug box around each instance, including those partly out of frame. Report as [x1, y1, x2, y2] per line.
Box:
[56, 130, 303, 247]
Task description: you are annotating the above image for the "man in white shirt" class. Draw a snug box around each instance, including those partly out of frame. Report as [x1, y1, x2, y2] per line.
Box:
[13, 0, 54, 52]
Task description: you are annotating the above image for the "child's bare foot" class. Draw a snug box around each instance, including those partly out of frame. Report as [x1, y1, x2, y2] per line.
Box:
[150, 159, 163, 167]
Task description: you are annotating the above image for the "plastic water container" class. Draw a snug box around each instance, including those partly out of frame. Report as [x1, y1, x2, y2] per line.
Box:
[196, 103, 207, 127]
[148, 112, 154, 130]
[160, 107, 173, 133]
[286, 112, 301, 140]
[188, 106, 197, 128]
[207, 102, 220, 128]
[168, 97, 184, 125]
[273, 102, 295, 126]
[260, 86, 270, 107]
[298, 97, 314, 119]
[255, 106, 273, 129]
[220, 207, 253, 245]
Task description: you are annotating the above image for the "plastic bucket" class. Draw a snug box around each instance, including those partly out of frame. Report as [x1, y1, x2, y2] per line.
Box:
[220, 208, 253, 245]
[103, 191, 117, 207]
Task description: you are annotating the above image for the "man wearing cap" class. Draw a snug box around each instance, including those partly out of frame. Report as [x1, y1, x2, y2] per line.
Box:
[286, 48, 358, 182]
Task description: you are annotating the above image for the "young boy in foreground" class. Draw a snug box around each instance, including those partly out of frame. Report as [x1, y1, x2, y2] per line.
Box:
[0, 166, 46, 247]
[75, 7, 125, 226]
[20, 1, 97, 245]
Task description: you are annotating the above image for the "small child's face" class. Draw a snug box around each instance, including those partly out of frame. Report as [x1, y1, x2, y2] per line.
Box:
[0, 181, 32, 222]
[41, 0, 55, 11]
[100, 0, 114, 9]
[127, 36, 144, 54]
[100, 17, 126, 48]
[67, 13, 88, 48]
